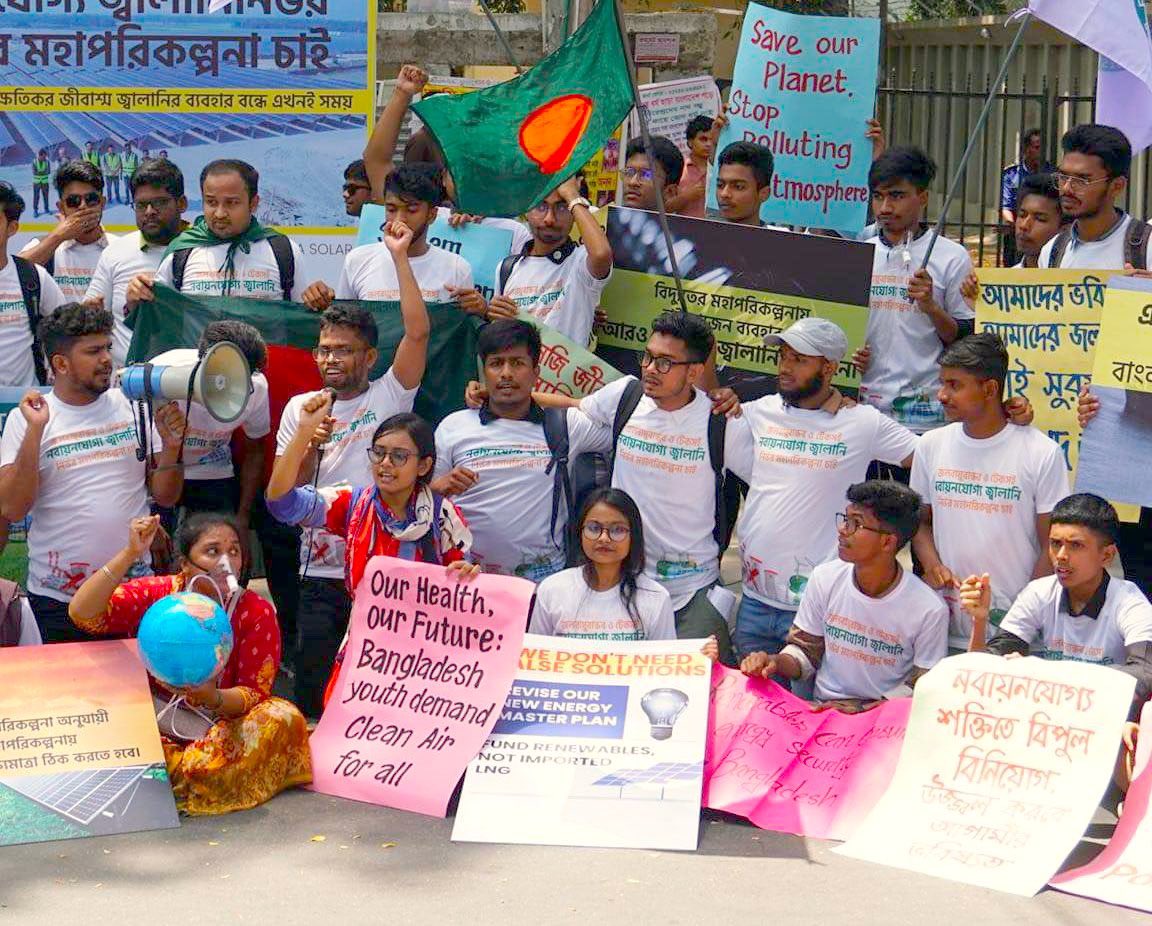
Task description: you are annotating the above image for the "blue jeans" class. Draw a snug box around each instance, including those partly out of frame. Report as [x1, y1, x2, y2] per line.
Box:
[733, 596, 797, 660]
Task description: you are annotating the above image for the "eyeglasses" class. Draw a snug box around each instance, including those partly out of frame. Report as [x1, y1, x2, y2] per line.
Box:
[343, 182, 371, 195]
[583, 520, 631, 542]
[134, 196, 174, 214]
[529, 201, 571, 219]
[1054, 172, 1111, 191]
[312, 347, 361, 361]
[64, 192, 102, 209]
[623, 166, 654, 182]
[835, 513, 894, 537]
[639, 350, 697, 374]
[367, 446, 416, 466]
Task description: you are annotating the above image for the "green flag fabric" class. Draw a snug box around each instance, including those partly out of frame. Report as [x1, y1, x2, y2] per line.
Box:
[127, 285, 481, 427]
[411, 0, 633, 217]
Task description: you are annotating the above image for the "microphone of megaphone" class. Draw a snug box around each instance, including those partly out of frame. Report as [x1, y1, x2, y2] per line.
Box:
[117, 341, 252, 424]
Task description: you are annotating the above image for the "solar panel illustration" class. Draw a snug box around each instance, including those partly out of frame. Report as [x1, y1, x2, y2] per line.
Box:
[1, 766, 150, 826]
[592, 762, 703, 790]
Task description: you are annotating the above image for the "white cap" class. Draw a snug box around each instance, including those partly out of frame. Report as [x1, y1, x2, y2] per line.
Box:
[765, 317, 849, 363]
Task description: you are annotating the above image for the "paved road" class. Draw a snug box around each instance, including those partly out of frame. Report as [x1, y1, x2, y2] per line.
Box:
[1, 791, 1145, 925]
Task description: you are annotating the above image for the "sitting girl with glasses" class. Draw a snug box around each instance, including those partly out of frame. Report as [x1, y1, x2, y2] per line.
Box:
[267, 410, 479, 705]
[530, 487, 718, 659]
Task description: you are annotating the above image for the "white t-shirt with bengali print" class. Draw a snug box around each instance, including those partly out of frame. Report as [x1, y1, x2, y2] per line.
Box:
[155, 237, 308, 301]
[0, 389, 156, 601]
[276, 371, 417, 579]
[1038, 213, 1150, 270]
[501, 245, 609, 347]
[793, 559, 949, 702]
[530, 567, 676, 642]
[0, 258, 66, 387]
[85, 231, 168, 366]
[336, 242, 474, 303]
[910, 422, 1070, 648]
[433, 407, 608, 581]
[859, 229, 974, 433]
[728, 395, 919, 610]
[999, 574, 1152, 667]
[151, 348, 270, 481]
[578, 376, 744, 610]
[22, 236, 114, 302]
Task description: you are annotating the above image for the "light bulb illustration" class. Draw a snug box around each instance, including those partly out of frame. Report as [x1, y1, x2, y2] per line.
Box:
[640, 688, 689, 741]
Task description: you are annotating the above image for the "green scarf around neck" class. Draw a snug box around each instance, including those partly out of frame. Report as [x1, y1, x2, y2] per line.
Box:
[164, 215, 280, 295]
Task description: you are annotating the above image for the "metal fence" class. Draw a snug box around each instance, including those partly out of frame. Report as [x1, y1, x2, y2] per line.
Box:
[878, 72, 1152, 266]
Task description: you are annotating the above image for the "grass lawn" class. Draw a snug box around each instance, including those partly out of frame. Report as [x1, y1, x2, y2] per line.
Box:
[0, 540, 28, 586]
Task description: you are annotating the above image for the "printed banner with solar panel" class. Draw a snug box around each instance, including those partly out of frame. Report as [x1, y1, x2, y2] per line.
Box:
[452, 634, 711, 850]
[0, 0, 373, 280]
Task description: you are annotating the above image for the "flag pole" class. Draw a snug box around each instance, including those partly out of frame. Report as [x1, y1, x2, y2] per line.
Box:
[609, 0, 690, 316]
[476, 0, 525, 74]
[922, 11, 1031, 266]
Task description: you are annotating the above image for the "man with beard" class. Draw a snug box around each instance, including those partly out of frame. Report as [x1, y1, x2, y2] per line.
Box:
[0, 304, 185, 641]
[84, 158, 189, 366]
[619, 136, 683, 213]
[726, 317, 919, 660]
[275, 220, 429, 717]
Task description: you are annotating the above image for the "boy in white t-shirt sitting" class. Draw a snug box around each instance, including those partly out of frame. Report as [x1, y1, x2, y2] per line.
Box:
[741, 480, 949, 713]
[960, 493, 1152, 721]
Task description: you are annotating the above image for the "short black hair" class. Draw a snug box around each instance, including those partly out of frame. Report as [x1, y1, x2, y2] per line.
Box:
[718, 141, 774, 188]
[321, 304, 378, 348]
[1050, 493, 1120, 546]
[38, 303, 113, 360]
[1062, 123, 1132, 180]
[1022, 127, 1042, 151]
[846, 480, 922, 546]
[626, 136, 684, 186]
[0, 181, 25, 222]
[201, 159, 259, 198]
[199, 319, 267, 373]
[54, 159, 103, 196]
[1017, 172, 1061, 209]
[344, 159, 368, 184]
[477, 318, 541, 366]
[384, 162, 446, 207]
[371, 413, 436, 486]
[650, 311, 714, 363]
[939, 332, 1009, 397]
[129, 158, 184, 198]
[686, 115, 714, 142]
[869, 145, 936, 192]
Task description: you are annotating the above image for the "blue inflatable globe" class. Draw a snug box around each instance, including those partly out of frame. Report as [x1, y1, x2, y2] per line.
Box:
[137, 592, 234, 689]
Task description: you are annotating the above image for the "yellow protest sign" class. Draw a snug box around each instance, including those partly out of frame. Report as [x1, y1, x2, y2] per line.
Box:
[1090, 279, 1152, 393]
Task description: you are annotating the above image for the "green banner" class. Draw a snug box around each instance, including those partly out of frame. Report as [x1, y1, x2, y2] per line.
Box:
[521, 313, 622, 399]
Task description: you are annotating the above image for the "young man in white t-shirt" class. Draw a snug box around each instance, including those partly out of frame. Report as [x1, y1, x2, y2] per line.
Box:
[742, 480, 948, 711]
[19, 160, 114, 302]
[912, 332, 1068, 649]
[855, 146, 974, 440]
[727, 317, 919, 660]
[485, 174, 612, 348]
[961, 493, 1152, 721]
[0, 182, 66, 388]
[0, 304, 185, 643]
[273, 221, 429, 717]
[432, 319, 605, 582]
[84, 158, 189, 366]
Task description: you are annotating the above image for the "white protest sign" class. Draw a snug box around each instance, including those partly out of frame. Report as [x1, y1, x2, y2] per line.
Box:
[628, 76, 721, 160]
[836, 652, 1135, 896]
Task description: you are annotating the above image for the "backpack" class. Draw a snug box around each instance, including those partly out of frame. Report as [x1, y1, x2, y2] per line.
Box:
[542, 379, 732, 565]
[171, 234, 296, 298]
[14, 256, 48, 385]
[1047, 218, 1151, 270]
[0, 578, 26, 647]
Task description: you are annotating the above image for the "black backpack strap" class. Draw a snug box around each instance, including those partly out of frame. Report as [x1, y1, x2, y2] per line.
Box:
[707, 411, 729, 552]
[1124, 219, 1151, 271]
[542, 407, 573, 546]
[497, 253, 524, 297]
[171, 247, 192, 292]
[13, 257, 47, 386]
[267, 233, 296, 299]
[1047, 227, 1072, 268]
[608, 378, 646, 478]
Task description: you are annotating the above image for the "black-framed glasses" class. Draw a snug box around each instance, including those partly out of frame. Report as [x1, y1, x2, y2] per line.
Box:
[64, 192, 101, 209]
[623, 166, 654, 182]
[367, 446, 416, 466]
[313, 346, 361, 361]
[583, 520, 631, 542]
[343, 182, 371, 195]
[134, 196, 174, 214]
[835, 513, 893, 537]
[639, 350, 696, 374]
[1054, 172, 1110, 191]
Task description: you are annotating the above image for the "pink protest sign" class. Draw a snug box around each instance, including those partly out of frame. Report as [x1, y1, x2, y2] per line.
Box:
[1050, 701, 1152, 913]
[703, 665, 910, 841]
[308, 557, 531, 817]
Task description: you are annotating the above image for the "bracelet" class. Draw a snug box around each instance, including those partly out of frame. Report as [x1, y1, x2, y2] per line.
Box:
[101, 565, 119, 582]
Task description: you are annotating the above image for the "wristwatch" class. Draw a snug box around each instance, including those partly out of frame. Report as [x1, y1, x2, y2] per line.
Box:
[566, 196, 592, 211]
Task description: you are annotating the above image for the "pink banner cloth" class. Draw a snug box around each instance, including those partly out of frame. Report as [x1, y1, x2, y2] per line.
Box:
[308, 557, 531, 816]
[703, 666, 911, 841]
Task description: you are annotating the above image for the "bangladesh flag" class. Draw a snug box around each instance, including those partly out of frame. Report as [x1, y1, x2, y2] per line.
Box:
[411, 0, 633, 217]
[127, 286, 482, 474]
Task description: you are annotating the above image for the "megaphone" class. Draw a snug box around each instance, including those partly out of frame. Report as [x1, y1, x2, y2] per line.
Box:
[118, 341, 252, 424]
